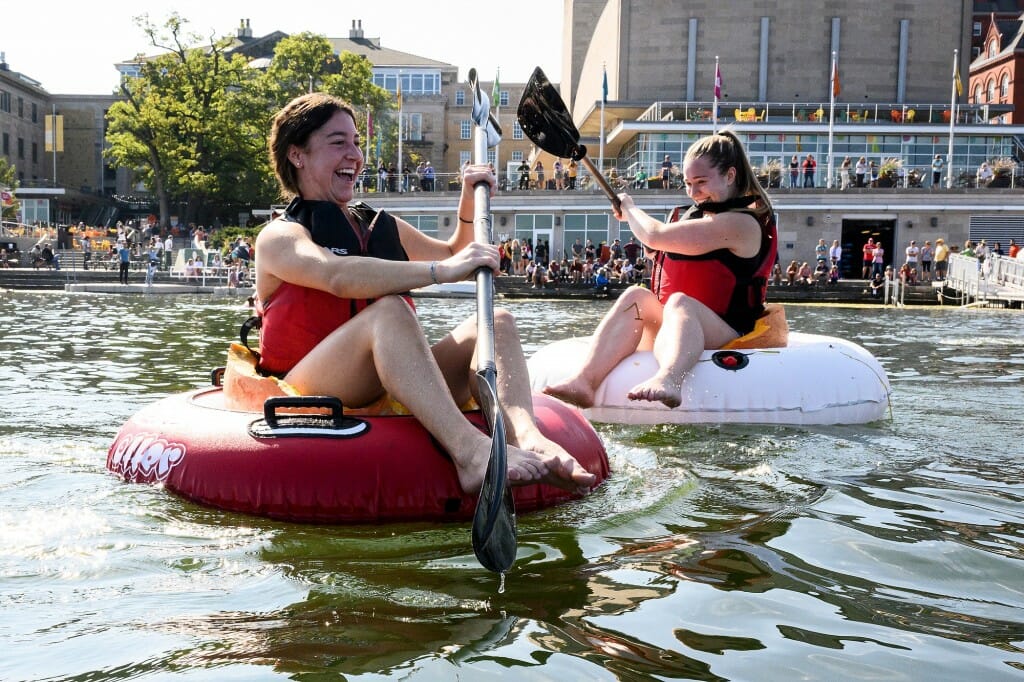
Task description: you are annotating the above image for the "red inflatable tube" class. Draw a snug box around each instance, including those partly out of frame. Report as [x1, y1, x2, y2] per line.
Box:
[107, 388, 610, 523]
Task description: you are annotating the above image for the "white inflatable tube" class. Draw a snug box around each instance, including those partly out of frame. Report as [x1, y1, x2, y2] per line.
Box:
[528, 332, 891, 425]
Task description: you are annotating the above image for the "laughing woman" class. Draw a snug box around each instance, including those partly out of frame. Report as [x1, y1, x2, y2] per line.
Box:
[544, 129, 777, 409]
[254, 93, 595, 496]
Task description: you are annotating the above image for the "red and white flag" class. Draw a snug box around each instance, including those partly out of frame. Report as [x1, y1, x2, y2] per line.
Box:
[714, 63, 723, 99]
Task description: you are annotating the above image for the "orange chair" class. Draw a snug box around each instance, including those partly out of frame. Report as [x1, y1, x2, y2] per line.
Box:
[890, 110, 902, 123]
[756, 109, 767, 121]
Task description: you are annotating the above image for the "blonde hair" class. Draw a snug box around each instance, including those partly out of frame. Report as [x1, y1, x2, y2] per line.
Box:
[684, 127, 773, 219]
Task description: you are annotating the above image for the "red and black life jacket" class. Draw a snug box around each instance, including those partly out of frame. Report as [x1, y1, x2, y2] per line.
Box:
[651, 195, 777, 335]
[255, 198, 410, 376]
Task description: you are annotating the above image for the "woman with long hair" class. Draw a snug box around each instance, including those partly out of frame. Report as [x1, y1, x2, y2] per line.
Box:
[544, 129, 776, 409]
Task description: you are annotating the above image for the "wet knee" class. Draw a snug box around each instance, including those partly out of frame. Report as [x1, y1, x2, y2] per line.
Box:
[492, 307, 520, 336]
[369, 294, 418, 326]
[616, 285, 649, 308]
[664, 291, 698, 312]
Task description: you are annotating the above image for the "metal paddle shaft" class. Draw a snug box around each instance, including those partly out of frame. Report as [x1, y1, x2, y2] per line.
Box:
[467, 68, 517, 574]
[517, 66, 621, 212]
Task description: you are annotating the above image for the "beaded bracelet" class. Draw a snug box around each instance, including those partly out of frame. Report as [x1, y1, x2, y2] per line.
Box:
[430, 260, 439, 284]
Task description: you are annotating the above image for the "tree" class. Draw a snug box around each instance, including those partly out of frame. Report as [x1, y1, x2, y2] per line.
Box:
[239, 34, 391, 202]
[105, 13, 252, 229]
[105, 15, 393, 228]
[0, 158, 18, 223]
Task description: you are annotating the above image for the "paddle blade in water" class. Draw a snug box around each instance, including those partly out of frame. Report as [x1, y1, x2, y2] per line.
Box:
[472, 370, 517, 573]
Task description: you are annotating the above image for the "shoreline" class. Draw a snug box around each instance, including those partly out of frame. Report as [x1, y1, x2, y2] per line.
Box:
[2, 268, 1019, 309]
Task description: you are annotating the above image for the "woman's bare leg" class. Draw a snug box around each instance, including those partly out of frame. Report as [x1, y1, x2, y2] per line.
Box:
[543, 286, 663, 408]
[627, 293, 739, 408]
[284, 296, 584, 495]
[432, 309, 597, 493]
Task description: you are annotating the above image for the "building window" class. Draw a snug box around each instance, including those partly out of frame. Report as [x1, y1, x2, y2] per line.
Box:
[974, 84, 983, 103]
[564, 213, 611, 250]
[989, 39, 998, 58]
[17, 137, 24, 159]
[402, 112, 423, 141]
[372, 70, 441, 97]
[511, 150, 523, 161]
[1001, 73, 1010, 98]
[455, 90, 465, 106]
[460, 120, 471, 140]
[0, 91, 10, 113]
[513, 121, 524, 140]
[987, 78, 996, 102]
[499, 91, 509, 107]
[973, 21, 982, 37]
[31, 102, 37, 123]
[32, 141, 37, 163]
[17, 97, 24, 118]
[460, 150, 471, 168]
[1, 132, 8, 155]
[403, 214, 439, 238]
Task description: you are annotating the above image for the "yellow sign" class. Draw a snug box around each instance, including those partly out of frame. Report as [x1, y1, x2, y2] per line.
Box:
[44, 115, 64, 152]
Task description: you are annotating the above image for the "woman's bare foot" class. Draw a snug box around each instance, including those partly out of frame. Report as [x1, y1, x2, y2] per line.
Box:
[543, 376, 597, 409]
[451, 433, 595, 496]
[515, 431, 598, 495]
[627, 375, 683, 408]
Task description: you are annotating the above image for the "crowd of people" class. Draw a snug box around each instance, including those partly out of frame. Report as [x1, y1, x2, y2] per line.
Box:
[496, 235, 649, 291]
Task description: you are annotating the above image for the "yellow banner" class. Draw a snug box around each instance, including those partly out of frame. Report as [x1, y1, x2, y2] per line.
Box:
[44, 115, 64, 152]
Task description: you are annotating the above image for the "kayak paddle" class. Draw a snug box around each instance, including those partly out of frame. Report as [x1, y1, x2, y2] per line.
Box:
[467, 67, 517, 574]
[517, 66, 621, 212]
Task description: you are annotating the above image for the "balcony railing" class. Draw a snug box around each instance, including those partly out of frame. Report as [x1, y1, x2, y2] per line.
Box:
[640, 101, 1013, 126]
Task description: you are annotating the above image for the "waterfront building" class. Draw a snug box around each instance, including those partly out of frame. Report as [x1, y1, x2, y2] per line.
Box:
[3, 2, 1024, 271]
[363, 1, 1024, 277]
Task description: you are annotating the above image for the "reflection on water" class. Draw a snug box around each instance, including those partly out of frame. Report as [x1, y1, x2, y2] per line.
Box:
[1, 291, 1023, 680]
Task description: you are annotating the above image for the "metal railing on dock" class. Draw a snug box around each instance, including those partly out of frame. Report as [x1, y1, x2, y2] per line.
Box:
[945, 253, 1024, 307]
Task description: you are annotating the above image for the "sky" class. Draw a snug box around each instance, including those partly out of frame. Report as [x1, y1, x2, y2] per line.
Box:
[2, 0, 564, 95]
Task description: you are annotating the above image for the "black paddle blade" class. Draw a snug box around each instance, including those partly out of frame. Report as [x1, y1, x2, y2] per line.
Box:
[472, 369, 517, 573]
[517, 66, 587, 161]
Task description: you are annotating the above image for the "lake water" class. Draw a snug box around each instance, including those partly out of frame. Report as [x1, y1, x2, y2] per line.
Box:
[1, 291, 1023, 681]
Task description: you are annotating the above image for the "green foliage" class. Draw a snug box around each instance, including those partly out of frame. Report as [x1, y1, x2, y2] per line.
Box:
[105, 15, 389, 224]
[207, 225, 263, 255]
[0, 157, 18, 221]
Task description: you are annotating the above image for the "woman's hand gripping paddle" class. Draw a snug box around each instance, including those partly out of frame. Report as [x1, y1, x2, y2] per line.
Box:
[517, 66, 621, 212]
[467, 68, 517, 574]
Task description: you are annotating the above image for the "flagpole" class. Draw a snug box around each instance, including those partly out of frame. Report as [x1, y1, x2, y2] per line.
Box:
[946, 49, 958, 189]
[51, 104, 58, 188]
[365, 110, 371, 173]
[713, 56, 720, 135]
[493, 69, 500, 189]
[397, 72, 404, 193]
[599, 62, 606, 176]
[827, 51, 837, 189]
